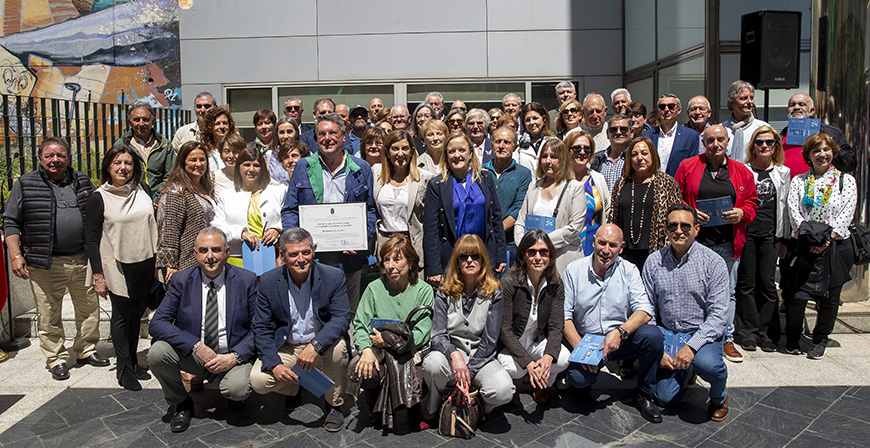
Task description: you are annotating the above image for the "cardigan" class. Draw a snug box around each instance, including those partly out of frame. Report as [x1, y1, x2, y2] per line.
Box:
[373, 169, 433, 264]
[156, 185, 213, 271]
[609, 172, 683, 254]
[498, 272, 564, 370]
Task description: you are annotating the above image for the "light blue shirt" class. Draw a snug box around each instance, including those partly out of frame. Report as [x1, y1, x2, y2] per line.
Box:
[562, 255, 653, 336]
[320, 153, 347, 204]
[287, 270, 321, 344]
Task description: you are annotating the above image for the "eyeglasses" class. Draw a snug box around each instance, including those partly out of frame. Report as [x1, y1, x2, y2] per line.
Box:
[525, 248, 550, 258]
[608, 126, 630, 134]
[570, 145, 592, 154]
[459, 253, 482, 261]
[195, 104, 214, 109]
[448, 119, 464, 125]
[754, 139, 776, 147]
[666, 222, 693, 233]
[285, 105, 301, 112]
[658, 103, 679, 111]
[561, 108, 579, 115]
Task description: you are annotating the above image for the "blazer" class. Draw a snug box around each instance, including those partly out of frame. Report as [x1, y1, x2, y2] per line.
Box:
[148, 264, 258, 362]
[743, 162, 791, 239]
[642, 124, 700, 177]
[213, 183, 288, 258]
[514, 178, 586, 273]
[498, 272, 564, 369]
[373, 169, 434, 263]
[253, 262, 351, 370]
[675, 154, 758, 259]
[422, 170, 507, 277]
[282, 154, 376, 273]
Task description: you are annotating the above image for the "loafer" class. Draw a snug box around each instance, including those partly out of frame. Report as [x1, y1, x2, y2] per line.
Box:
[50, 362, 70, 381]
[323, 406, 344, 432]
[170, 397, 194, 433]
[709, 397, 728, 422]
[723, 342, 743, 363]
[532, 389, 550, 405]
[633, 392, 662, 423]
[77, 353, 110, 367]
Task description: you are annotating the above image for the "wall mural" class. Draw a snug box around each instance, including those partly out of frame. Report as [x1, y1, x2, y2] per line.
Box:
[0, 0, 181, 108]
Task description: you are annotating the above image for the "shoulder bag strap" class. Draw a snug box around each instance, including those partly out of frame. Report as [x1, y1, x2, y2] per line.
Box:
[405, 305, 434, 325]
[552, 182, 571, 218]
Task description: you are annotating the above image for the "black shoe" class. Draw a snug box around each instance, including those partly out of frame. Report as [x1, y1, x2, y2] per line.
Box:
[807, 342, 826, 360]
[50, 362, 70, 381]
[118, 367, 142, 391]
[227, 399, 245, 409]
[133, 365, 152, 381]
[760, 340, 777, 352]
[633, 392, 662, 423]
[323, 406, 344, 432]
[77, 353, 110, 367]
[572, 386, 593, 402]
[170, 397, 194, 433]
[740, 339, 757, 352]
[284, 393, 301, 411]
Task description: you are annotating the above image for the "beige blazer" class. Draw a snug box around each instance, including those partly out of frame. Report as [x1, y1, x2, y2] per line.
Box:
[514, 178, 586, 274]
[373, 168, 434, 265]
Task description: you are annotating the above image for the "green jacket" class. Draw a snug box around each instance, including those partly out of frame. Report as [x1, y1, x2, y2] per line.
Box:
[114, 129, 175, 197]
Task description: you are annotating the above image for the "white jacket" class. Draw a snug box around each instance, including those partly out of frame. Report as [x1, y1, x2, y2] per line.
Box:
[213, 183, 288, 257]
[744, 162, 791, 239]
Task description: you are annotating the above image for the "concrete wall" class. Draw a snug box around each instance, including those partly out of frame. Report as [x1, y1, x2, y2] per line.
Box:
[178, 0, 624, 106]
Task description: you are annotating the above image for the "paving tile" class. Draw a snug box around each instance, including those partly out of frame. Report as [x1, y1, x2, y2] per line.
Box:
[436, 435, 500, 447]
[806, 412, 870, 446]
[702, 421, 791, 448]
[785, 430, 860, 448]
[780, 385, 849, 403]
[110, 388, 167, 412]
[724, 386, 775, 411]
[0, 436, 47, 448]
[757, 387, 831, 419]
[532, 423, 615, 447]
[732, 403, 813, 438]
[38, 418, 118, 448]
[571, 401, 649, 439]
[197, 424, 280, 448]
[259, 431, 326, 448]
[0, 410, 69, 444]
[150, 418, 225, 445]
[608, 432, 685, 447]
[844, 385, 870, 401]
[828, 394, 870, 424]
[59, 392, 126, 426]
[101, 402, 166, 438]
[637, 410, 719, 446]
[100, 430, 169, 448]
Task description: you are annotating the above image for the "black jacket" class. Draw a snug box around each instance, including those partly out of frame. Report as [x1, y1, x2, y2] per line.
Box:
[498, 271, 564, 369]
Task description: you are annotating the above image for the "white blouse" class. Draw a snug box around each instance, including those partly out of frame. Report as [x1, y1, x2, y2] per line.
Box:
[787, 170, 856, 239]
[377, 183, 410, 233]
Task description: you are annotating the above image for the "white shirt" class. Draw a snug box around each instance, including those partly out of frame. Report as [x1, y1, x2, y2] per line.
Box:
[519, 278, 548, 349]
[377, 183, 409, 233]
[200, 269, 228, 353]
[657, 123, 678, 171]
[532, 192, 558, 218]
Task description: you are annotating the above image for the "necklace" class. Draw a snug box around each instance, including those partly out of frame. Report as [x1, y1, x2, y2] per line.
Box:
[629, 179, 651, 246]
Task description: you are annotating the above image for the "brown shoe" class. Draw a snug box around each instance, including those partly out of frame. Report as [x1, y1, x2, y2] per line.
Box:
[532, 389, 550, 404]
[723, 342, 743, 363]
[709, 397, 728, 422]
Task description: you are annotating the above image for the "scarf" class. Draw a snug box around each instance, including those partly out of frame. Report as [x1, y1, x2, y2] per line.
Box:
[803, 167, 841, 220]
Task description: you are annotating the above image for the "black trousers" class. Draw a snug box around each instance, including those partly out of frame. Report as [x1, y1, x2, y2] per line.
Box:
[735, 233, 781, 345]
[108, 257, 156, 377]
[622, 248, 649, 273]
[785, 238, 853, 345]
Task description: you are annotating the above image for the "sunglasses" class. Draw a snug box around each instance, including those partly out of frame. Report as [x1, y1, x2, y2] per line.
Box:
[448, 119, 464, 125]
[570, 145, 592, 154]
[460, 253, 482, 261]
[666, 222, 693, 233]
[754, 139, 776, 147]
[561, 108, 580, 115]
[284, 105, 301, 112]
[608, 126, 630, 134]
[525, 248, 551, 258]
[658, 103, 679, 111]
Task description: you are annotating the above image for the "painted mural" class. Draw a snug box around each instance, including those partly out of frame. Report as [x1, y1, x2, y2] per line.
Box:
[0, 0, 181, 108]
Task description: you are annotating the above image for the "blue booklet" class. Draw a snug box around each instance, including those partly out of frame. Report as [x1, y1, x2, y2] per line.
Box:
[242, 243, 276, 276]
[568, 334, 606, 366]
[525, 214, 556, 234]
[695, 196, 733, 227]
[786, 118, 821, 146]
[658, 327, 692, 359]
[370, 318, 403, 330]
[290, 365, 335, 398]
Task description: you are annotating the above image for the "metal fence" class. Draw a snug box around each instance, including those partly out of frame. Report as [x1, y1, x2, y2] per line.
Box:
[0, 94, 190, 212]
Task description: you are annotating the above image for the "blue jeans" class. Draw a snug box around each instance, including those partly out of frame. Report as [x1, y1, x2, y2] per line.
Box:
[654, 337, 728, 407]
[566, 325, 664, 396]
[709, 242, 739, 343]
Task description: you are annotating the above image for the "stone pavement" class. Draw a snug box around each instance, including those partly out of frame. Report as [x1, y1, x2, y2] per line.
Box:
[0, 334, 869, 447]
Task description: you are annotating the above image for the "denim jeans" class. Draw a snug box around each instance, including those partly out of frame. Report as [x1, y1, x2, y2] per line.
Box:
[709, 242, 739, 343]
[566, 325, 664, 396]
[654, 336, 728, 406]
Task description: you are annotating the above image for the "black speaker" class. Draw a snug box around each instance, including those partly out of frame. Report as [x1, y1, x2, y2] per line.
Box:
[740, 10, 801, 89]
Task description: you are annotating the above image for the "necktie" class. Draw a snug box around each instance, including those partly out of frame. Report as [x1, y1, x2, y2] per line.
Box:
[203, 281, 219, 351]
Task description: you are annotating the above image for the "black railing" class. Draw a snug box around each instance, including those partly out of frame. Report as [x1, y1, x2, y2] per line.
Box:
[0, 95, 190, 212]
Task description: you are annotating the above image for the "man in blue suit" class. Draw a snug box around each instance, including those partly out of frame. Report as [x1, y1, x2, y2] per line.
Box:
[148, 227, 258, 433]
[250, 228, 351, 432]
[642, 94, 700, 177]
[282, 112, 376, 315]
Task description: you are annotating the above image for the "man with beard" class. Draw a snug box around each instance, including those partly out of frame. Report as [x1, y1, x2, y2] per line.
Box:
[780, 92, 855, 176]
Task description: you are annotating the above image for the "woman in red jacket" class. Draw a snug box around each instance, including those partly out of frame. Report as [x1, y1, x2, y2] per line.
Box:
[674, 124, 758, 365]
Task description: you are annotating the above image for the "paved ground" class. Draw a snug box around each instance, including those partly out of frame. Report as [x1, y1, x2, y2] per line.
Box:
[1, 333, 869, 447]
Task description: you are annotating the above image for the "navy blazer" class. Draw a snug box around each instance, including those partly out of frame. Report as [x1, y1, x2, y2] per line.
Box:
[149, 265, 258, 362]
[642, 124, 700, 177]
[253, 261, 351, 371]
[422, 170, 507, 277]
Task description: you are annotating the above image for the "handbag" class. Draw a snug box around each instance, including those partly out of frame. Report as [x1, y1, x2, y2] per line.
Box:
[377, 305, 433, 357]
[837, 174, 870, 265]
[438, 386, 483, 439]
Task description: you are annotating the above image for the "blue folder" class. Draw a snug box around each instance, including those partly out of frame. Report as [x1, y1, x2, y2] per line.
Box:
[242, 243, 276, 276]
[290, 365, 335, 398]
[568, 334, 606, 366]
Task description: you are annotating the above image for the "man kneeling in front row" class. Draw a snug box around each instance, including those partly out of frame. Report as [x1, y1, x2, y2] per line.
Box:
[250, 228, 351, 432]
[148, 227, 258, 433]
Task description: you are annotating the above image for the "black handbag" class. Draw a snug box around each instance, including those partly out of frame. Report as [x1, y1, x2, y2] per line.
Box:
[438, 387, 483, 439]
[837, 174, 870, 265]
[377, 305, 433, 357]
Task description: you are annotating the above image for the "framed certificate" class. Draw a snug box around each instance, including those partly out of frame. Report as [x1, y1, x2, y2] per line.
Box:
[298, 202, 368, 252]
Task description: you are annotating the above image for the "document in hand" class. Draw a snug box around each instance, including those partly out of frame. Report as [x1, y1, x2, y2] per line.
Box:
[370, 318, 403, 330]
[242, 243, 277, 276]
[786, 118, 821, 146]
[695, 197, 733, 227]
[525, 214, 557, 234]
[290, 365, 335, 398]
[659, 327, 691, 359]
[568, 334, 606, 366]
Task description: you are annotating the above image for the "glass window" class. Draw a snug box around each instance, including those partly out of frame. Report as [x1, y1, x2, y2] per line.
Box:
[407, 82, 524, 114]
[626, 77, 655, 114]
[625, 0, 656, 70]
[657, 55, 705, 124]
[277, 85, 393, 125]
[656, 0, 705, 58]
[226, 88, 271, 130]
[531, 80, 583, 113]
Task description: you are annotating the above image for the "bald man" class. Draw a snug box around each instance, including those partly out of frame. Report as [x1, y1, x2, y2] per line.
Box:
[779, 92, 856, 176]
[562, 224, 664, 423]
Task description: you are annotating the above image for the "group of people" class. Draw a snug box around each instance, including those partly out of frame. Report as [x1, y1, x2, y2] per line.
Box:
[1, 79, 857, 434]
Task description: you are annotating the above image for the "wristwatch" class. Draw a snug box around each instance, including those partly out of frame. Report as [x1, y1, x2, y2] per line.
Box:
[310, 339, 323, 354]
[232, 351, 243, 365]
[617, 326, 629, 340]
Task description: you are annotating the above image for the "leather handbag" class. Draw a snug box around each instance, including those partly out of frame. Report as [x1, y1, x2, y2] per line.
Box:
[438, 387, 483, 439]
[849, 222, 870, 266]
[378, 305, 433, 356]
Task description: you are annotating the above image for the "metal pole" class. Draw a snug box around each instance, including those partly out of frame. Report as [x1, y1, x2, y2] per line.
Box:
[763, 88, 770, 122]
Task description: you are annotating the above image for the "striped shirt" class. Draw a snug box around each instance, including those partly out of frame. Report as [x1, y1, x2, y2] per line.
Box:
[642, 241, 729, 351]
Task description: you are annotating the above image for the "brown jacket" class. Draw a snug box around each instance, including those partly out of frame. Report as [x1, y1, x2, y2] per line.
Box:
[609, 172, 682, 253]
[499, 271, 564, 369]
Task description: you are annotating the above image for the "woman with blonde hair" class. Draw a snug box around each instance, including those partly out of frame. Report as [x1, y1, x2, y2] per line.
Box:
[422, 234, 514, 422]
[418, 119, 448, 174]
[555, 99, 583, 139]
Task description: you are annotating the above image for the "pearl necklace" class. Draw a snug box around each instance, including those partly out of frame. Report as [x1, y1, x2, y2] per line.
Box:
[629, 179, 651, 246]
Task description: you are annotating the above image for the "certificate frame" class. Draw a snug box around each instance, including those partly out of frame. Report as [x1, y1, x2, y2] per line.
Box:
[298, 202, 368, 252]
